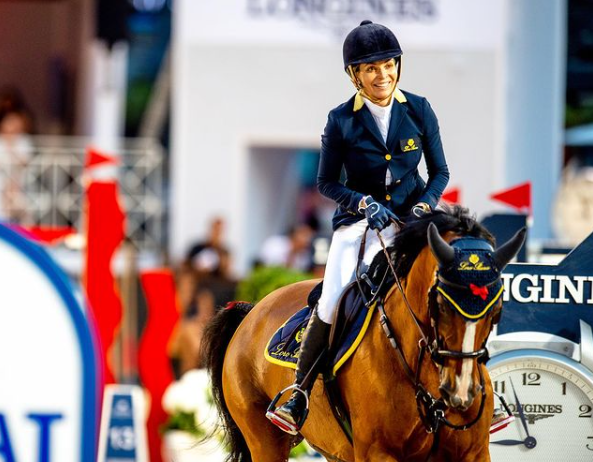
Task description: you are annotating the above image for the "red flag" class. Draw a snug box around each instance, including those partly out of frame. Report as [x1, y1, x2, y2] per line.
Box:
[85, 147, 119, 169]
[490, 182, 532, 214]
[138, 270, 180, 462]
[18, 225, 76, 245]
[441, 187, 461, 205]
[83, 181, 125, 384]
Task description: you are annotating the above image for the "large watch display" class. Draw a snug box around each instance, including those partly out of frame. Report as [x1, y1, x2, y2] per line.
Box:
[488, 348, 593, 461]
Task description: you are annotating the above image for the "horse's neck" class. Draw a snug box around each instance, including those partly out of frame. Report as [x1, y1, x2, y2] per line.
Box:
[396, 247, 435, 324]
[377, 247, 436, 371]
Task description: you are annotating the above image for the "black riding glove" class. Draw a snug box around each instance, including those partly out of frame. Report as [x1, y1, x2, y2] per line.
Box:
[411, 202, 432, 218]
[358, 196, 398, 231]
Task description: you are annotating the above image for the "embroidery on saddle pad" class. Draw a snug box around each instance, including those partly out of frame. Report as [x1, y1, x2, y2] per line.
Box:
[264, 302, 377, 375]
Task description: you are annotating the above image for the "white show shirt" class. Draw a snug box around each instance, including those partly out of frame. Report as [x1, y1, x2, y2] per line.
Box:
[363, 97, 394, 185]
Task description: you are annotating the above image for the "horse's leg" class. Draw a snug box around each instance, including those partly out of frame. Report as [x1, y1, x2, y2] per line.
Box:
[223, 325, 295, 462]
[451, 443, 491, 462]
[428, 432, 491, 462]
[353, 447, 401, 462]
[233, 402, 294, 462]
[463, 446, 490, 462]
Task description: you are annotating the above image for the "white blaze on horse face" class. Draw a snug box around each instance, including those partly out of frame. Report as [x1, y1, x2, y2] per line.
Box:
[455, 321, 477, 403]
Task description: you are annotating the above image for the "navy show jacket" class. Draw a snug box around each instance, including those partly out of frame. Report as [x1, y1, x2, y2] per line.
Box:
[317, 89, 450, 230]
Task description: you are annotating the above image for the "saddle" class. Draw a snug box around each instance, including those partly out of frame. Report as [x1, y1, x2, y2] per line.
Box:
[265, 279, 376, 377]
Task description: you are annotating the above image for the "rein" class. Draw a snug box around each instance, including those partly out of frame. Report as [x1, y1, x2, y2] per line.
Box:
[361, 225, 489, 442]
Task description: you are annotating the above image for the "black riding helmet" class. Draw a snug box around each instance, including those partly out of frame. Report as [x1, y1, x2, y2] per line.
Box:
[343, 20, 403, 70]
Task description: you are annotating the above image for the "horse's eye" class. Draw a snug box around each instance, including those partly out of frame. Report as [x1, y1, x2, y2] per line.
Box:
[435, 294, 448, 315]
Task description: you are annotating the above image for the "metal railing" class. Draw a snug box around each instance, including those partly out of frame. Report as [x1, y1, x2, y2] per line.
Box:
[0, 135, 166, 251]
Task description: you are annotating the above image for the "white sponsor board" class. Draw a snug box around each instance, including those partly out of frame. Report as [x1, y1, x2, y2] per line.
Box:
[178, 0, 504, 49]
[0, 224, 99, 462]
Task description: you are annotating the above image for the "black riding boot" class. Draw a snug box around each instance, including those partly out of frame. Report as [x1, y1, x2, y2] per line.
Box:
[267, 310, 331, 434]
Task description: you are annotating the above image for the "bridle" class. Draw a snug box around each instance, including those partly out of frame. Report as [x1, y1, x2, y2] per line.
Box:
[359, 226, 500, 443]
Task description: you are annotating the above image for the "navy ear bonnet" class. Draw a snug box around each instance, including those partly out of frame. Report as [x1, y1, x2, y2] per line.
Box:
[436, 237, 503, 320]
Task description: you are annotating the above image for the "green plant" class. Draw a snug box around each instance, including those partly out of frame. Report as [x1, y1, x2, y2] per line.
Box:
[161, 370, 214, 438]
[237, 266, 313, 303]
[289, 440, 309, 458]
[161, 411, 205, 438]
[565, 104, 593, 128]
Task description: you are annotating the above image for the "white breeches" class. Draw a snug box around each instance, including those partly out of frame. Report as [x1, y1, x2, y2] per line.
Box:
[316, 220, 397, 324]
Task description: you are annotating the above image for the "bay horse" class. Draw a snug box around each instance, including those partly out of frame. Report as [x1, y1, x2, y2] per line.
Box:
[202, 207, 525, 461]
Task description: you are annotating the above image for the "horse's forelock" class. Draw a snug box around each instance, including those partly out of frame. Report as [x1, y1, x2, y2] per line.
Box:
[370, 206, 493, 283]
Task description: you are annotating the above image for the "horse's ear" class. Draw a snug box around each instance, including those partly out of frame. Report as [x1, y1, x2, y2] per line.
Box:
[427, 222, 455, 266]
[493, 227, 527, 270]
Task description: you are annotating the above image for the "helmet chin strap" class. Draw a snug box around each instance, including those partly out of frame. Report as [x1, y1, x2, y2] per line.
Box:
[347, 58, 402, 106]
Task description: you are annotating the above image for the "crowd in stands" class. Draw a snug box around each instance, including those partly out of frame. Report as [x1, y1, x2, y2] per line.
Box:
[169, 214, 324, 376]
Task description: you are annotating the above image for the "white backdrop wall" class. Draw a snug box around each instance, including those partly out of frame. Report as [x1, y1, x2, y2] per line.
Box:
[171, 0, 565, 275]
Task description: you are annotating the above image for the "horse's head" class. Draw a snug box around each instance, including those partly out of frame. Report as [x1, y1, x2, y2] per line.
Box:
[426, 223, 526, 411]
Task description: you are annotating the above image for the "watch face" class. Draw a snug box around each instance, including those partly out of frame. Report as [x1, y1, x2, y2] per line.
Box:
[488, 350, 593, 461]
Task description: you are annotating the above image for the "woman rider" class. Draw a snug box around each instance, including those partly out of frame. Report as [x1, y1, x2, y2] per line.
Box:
[267, 20, 450, 434]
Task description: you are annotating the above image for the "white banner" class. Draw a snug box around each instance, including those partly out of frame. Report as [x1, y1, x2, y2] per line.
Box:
[177, 0, 504, 49]
[0, 225, 99, 462]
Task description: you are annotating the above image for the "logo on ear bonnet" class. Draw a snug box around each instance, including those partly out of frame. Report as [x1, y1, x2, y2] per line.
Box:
[458, 254, 491, 271]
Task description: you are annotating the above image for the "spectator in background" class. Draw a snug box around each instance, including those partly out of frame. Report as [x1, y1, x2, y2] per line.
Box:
[183, 216, 236, 309]
[183, 217, 230, 276]
[170, 218, 237, 375]
[0, 109, 34, 222]
[0, 87, 34, 130]
[169, 282, 217, 374]
[259, 222, 315, 272]
[181, 217, 236, 311]
[171, 260, 236, 376]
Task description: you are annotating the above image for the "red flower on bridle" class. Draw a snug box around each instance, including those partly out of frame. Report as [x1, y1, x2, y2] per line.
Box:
[469, 284, 489, 301]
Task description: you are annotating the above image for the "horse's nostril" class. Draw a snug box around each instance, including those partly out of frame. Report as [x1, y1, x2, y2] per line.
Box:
[450, 395, 462, 408]
[439, 384, 454, 402]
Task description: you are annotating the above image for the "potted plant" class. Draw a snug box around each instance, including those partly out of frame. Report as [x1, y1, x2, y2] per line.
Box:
[161, 369, 226, 462]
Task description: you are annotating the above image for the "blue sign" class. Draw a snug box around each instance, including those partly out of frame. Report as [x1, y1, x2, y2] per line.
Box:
[98, 385, 148, 462]
[500, 232, 593, 343]
[106, 394, 136, 460]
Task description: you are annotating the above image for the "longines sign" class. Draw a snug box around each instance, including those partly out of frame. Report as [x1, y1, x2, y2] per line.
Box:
[499, 232, 593, 343]
[247, 0, 438, 24]
[502, 274, 593, 304]
[178, 0, 502, 49]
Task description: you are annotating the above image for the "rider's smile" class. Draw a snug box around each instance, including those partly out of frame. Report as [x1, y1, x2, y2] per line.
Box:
[357, 59, 398, 105]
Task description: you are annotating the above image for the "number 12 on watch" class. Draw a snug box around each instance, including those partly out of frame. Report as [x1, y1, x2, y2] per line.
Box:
[488, 350, 593, 461]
